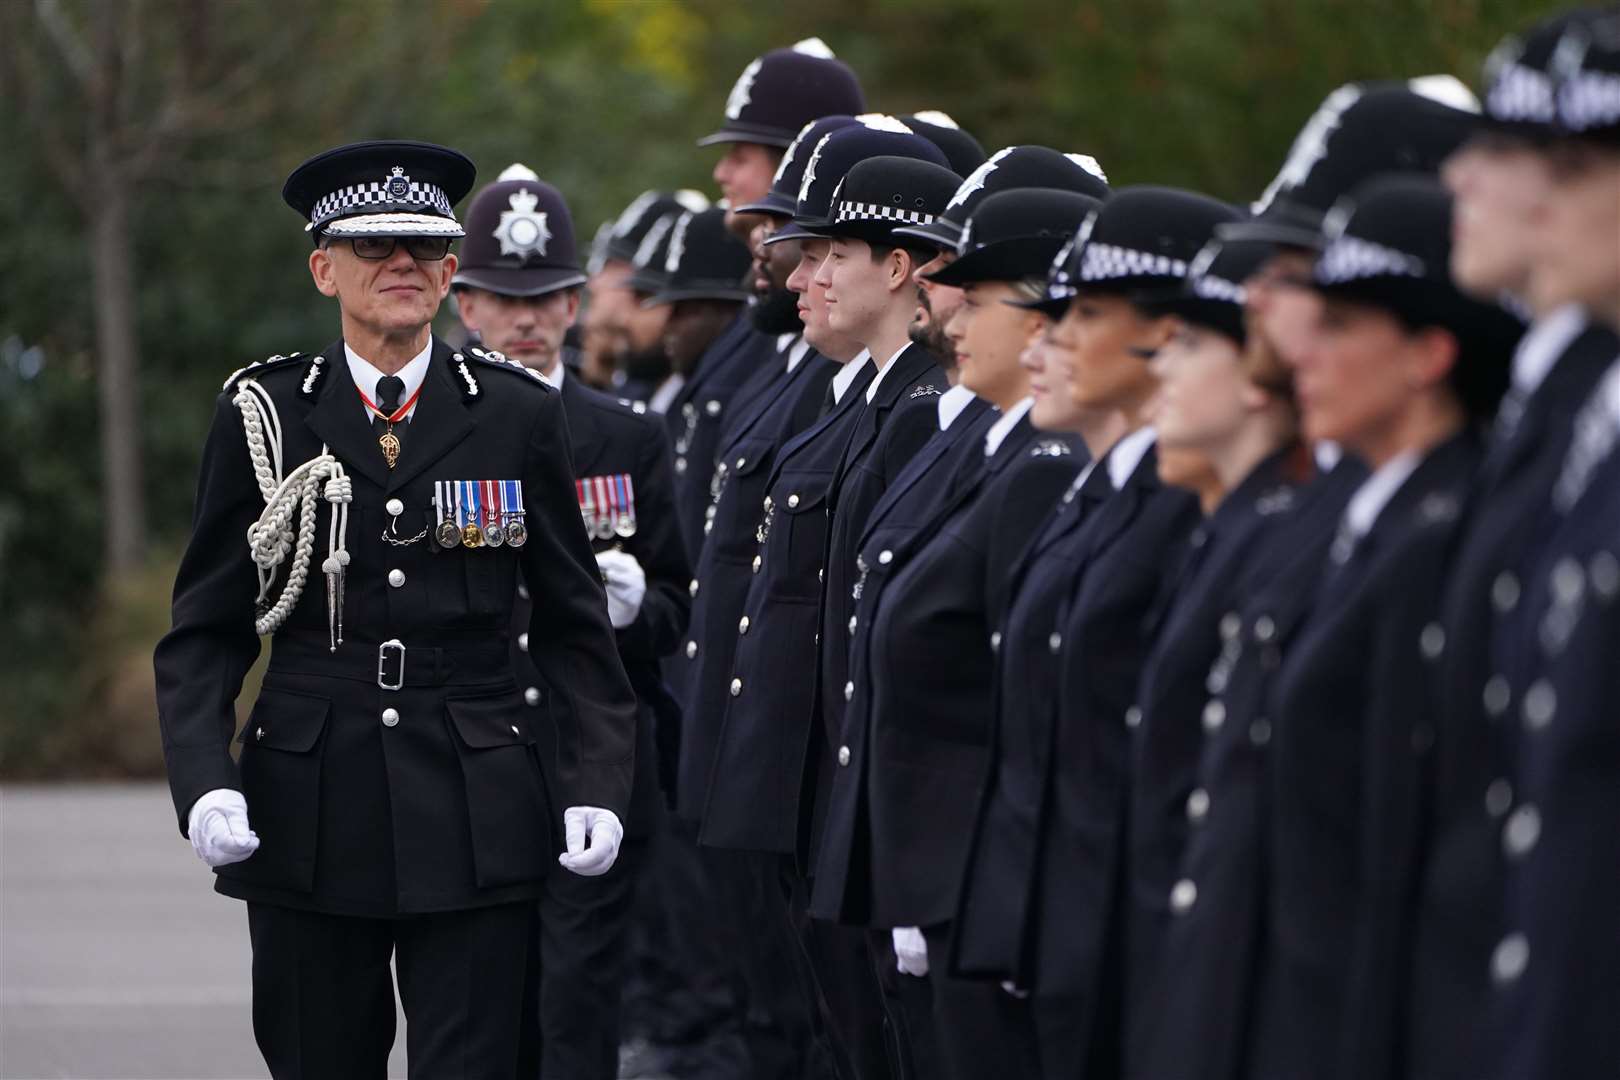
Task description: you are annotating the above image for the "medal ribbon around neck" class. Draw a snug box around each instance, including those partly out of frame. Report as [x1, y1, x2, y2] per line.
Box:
[355, 380, 425, 468]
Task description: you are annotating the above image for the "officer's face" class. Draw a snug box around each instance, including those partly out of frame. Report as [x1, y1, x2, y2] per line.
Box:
[1294, 296, 1455, 458]
[664, 300, 737, 372]
[1244, 251, 1321, 373]
[912, 249, 963, 360]
[948, 282, 1041, 409]
[455, 287, 579, 374]
[1534, 144, 1620, 327]
[752, 219, 800, 292]
[1058, 291, 1170, 418]
[788, 239, 866, 360]
[310, 237, 455, 334]
[624, 290, 672, 353]
[1155, 443, 1223, 513]
[585, 261, 636, 363]
[817, 237, 910, 341]
[1443, 136, 1555, 303]
[1027, 318, 1095, 432]
[714, 143, 782, 232]
[1149, 321, 1255, 455]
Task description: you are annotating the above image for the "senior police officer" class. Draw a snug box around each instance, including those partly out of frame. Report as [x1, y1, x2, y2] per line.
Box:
[156, 141, 637, 1079]
[450, 164, 692, 1080]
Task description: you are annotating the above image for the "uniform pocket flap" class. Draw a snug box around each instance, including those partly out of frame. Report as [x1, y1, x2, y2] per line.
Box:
[240, 689, 330, 752]
[447, 692, 532, 749]
[728, 439, 774, 477]
[779, 485, 830, 515]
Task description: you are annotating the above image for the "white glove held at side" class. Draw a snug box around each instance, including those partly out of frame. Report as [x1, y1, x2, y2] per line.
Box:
[187, 788, 260, 867]
[559, 805, 624, 877]
[596, 550, 647, 629]
[893, 926, 930, 977]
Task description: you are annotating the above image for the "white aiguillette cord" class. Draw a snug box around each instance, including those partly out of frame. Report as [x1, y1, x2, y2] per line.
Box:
[234, 378, 352, 649]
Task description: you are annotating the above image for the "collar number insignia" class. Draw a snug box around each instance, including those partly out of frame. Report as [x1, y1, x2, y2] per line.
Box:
[495, 188, 551, 258]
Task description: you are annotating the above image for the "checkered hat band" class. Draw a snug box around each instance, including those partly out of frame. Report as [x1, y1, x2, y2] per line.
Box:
[1078, 243, 1188, 283]
[1191, 274, 1246, 303]
[833, 199, 936, 226]
[1316, 235, 1426, 285]
[1557, 71, 1620, 132]
[1487, 62, 1556, 123]
[310, 180, 455, 229]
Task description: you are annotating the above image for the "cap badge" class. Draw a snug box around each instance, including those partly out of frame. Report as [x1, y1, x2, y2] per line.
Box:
[947, 149, 1009, 211]
[798, 134, 831, 204]
[385, 166, 411, 199]
[664, 212, 692, 274]
[1252, 84, 1362, 214]
[725, 58, 763, 120]
[495, 188, 551, 258]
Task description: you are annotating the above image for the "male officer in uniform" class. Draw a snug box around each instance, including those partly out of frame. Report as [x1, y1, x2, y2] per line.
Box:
[156, 140, 635, 1079]
[450, 164, 691, 1080]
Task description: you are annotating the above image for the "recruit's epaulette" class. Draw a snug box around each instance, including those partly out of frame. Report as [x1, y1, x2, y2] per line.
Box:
[1255, 487, 1296, 516]
[1417, 491, 1462, 526]
[617, 397, 650, 415]
[1030, 439, 1072, 458]
[908, 384, 943, 400]
[222, 351, 308, 393]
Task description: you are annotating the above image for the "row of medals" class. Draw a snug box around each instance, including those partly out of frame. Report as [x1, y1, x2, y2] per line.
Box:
[436, 514, 528, 550]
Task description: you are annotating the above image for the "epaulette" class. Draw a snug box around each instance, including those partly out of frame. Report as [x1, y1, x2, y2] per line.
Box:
[222, 351, 309, 393]
[1255, 487, 1296, 517]
[1417, 491, 1462, 526]
[1030, 439, 1072, 458]
[908, 384, 943, 400]
[617, 397, 650, 415]
[453, 345, 552, 402]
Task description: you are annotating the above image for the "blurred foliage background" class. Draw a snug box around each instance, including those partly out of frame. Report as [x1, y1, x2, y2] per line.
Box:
[0, 0, 1561, 776]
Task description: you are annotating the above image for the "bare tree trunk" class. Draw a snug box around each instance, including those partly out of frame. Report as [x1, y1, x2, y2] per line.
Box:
[88, 185, 147, 572]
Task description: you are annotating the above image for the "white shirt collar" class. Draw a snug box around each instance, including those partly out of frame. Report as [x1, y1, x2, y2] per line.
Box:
[865, 342, 910, 404]
[1342, 449, 1422, 541]
[832, 350, 872, 404]
[1106, 426, 1157, 489]
[786, 335, 812, 374]
[938, 384, 980, 430]
[345, 339, 433, 422]
[538, 360, 566, 390]
[647, 373, 685, 414]
[1512, 304, 1588, 396]
[1313, 440, 1345, 473]
[777, 332, 797, 352]
[984, 396, 1033, 457]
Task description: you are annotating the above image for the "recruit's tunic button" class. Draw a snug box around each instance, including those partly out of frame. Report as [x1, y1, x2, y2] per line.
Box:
[818, 568, 824, 583]
[1492, 571, 1521, 613]
[1419, 623, 1446, 660]
[730, 678, 743, 697]
[1551, 557, 1585, 605]
[518, 584, 530, 600]
[848, 616, 857, 635]
[990, 631, 1002, 652]
[1125, 706, 1143, 729]
[388, 568, 406, 588]
[381, 708, 400, 728]
[1485, 778, 1514, 817]
[510, 725, 520, 736]
[518, 633, 529, 652]
[787, 494, 800, 508]
[739, 616, 750, 634]
[1590, 550, 1620, 600]
[1483, 675, 1511, 717]
[686, 641, 698, 659]
[1186, 788, 1210, 823]
[844, 681, 854, 702]
[1219, 613, 1241, 641]
[878, 550, 893, 565]
[705, 399, 722, 416]
[1492, 933, 1529, 984]
[1202, 700, 1226, 733]
[752, 556, 763, 573]
[1250, 718, 1273, 746]
[1170, 879, 1198, 914]
[689, 578, 700, 597]
[838, 745, 851, 766]
[1504, 805, 1541, 858]
[255, 727, 265, 741]
[736, 456, 747, 468]
[524, 687, 541, 707]
[1254, 615, 1276, 642]
[1522, 680, 1556, 730]
[1049, 632, 1063, 654]
[385, 498, 404, 516]
[675, 457, 687, 474]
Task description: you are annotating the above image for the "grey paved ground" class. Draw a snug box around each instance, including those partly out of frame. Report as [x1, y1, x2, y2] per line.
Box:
[0, 784, 407, 1079]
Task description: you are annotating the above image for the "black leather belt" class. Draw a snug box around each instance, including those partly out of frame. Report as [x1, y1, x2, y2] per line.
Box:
[268, 635, 513, 688]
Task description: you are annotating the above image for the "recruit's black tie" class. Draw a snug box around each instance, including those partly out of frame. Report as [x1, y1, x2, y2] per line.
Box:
[817, 379, 839, 419]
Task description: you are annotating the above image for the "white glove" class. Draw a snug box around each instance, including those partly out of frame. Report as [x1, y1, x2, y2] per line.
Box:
[596, 549, 647, 630]
[558, 805, 624, 877]
[187, 788, 260, 868]
[893, 926, 930, 977]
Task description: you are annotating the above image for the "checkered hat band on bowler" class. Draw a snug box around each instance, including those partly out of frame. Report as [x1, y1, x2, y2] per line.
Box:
[1487, 61, 1557, 122]
[309, 178, 455, 230]
[1191, 274, 1246, 303]
[1078, 243, 1188, 283]
[1557, 70, 1620, 131]
[1316, 235, 1426, 285]
[833, 199, 937, 226]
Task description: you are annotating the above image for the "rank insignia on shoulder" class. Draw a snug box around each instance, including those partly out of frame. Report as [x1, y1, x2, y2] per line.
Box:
[222, 351, 307, 392]
[908, 384, 942, 399]
[436, 479, 527, 550]
[1255, 488, 1295, 516]
[1418, 492, 1461, 525]
[1030, 440, 1071, 457]
[616, 397, 649, 415]
[577, 473, 638, 540]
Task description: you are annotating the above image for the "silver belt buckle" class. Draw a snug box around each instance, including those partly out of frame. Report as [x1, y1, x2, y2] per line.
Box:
[378, 639, 406, 690]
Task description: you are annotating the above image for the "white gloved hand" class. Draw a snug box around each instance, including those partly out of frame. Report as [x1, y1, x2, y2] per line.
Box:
[596, 549, 647, 630]
[558, 806, 624, 877]
[187, 788, 260, 868]
[893, 926, 930, 977]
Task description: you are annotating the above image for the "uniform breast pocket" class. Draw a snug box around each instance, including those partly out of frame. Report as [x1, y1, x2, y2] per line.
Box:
[774, 479, 831, 602]
[231, 689, 330, 892]
[445, 691, 553, 887]
[461, 546, 519, 618]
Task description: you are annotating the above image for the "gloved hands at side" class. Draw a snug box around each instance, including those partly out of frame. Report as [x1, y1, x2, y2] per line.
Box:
[559, 805, 624, 877]
[893, 926, 930, 977]
[596, 550, 647, 629]
[187, 788, 260, 867]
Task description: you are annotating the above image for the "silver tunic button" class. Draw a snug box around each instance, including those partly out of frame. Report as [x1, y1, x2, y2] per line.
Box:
[1202, 700, 1226, 733]
[990, 631, 1002, 652]
[675, 457, 687, 473]
[1125, 706, 1143, 729]
[848, 616, 858, 635]
[1169, 879, 1198, 914]
[381, 708, 400, 727]
[518, 584, 530, 600]
[686, 640, 698, 659]
[518, 633, 529, 652]
[255, 727, 265, 740]
[730, 678, 743, 697]
[1219, 612, 1241, 641]
[736, 456, 747, 468]
[1590, 550, 1620, 600]
[844, 681, 854, 702]
[689, 578, 700, 597]
[1492, 933, 1529, 984]
[1419, 623, 1446, 660]
[1503, 804, 1541, 858]
[1521, 680, 1556, 730]
[752, 556, 762, 573]
[1483, 675, 1511, 717]
[1485, 778, 1514, 817]
[787, 493, 801, 508]
[1551, 557, 1585, 605]
[1048, 632, 1063, 654]
[739, 616, 751, 634]
[705, 399, 722, 416]
[878, 550, 893, 566]
[838, 745, 851, 767]
[385, 497, 404, 516]
[510, 725, 521, 736]
[1254, 615, 1276, 642]
[1491, 571, 1521, 613]
[1186, 788, 1210, 823]
[388, 568, 406, 588]
[1249, 718, 1273, 746]
[524, 687, 541, 707]
[818, 568, 824, 583]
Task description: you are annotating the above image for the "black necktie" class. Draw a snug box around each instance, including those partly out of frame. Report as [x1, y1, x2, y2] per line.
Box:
[817, 380, 839, 419]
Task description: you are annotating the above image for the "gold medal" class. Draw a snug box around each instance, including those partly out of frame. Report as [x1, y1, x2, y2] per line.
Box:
[378, 426, 401, 469]
[462, 522, 483, 548]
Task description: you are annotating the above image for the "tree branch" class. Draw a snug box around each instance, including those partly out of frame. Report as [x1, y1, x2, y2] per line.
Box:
[33, 0, 95, 92]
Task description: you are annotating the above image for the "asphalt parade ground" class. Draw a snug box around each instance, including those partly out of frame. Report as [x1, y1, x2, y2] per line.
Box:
[0, 783, 409, 1080]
